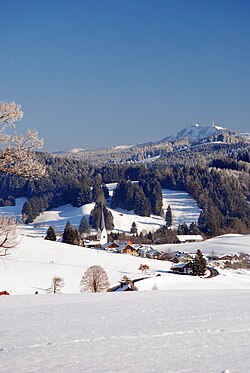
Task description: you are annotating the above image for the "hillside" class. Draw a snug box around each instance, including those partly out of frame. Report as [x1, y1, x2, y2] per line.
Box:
[1, 233, 250, 295]
[161, 123, 228, 142]
[0, 185, 201, 236]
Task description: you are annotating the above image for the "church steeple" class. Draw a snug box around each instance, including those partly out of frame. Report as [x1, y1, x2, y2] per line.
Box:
[100, 207, 106, 231]
[98, 206, 108, 246]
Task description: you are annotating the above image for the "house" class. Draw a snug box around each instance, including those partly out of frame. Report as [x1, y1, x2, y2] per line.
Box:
[175, 252, 194, 263]
[176, 235, 203, 243]
[137, 246, 161, 259]
[137, 246, 153, 257]
[146, 249, 161, 259]
[116, 241, 138, 256]
[101, 242, 119, 252]
[170, 262, 193, 274]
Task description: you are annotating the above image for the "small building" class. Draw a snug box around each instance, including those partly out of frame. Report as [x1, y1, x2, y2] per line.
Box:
[83, 239, 103, 248]
[175, 252, 194, 263]
[171, 262, 193, 274]
[137, 246, 161, 259]
[116, 242, 138, 256]
[101, 242, 120, 252]
[176, 235, 203, 243]
[137, 245, 153, 258]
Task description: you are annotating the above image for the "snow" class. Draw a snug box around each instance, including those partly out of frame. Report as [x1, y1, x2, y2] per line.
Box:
[1, 233, 250, 296]
[1, 186, 201, 236]
[176, 235, 203, 242]
[162, 189, 201, 226]
[1, 291, 250, 373]
[154, 234, 250, 256]
[0, 197, 27, 218]
[0, 204, 250, 371]
[163, 123, 227, 142]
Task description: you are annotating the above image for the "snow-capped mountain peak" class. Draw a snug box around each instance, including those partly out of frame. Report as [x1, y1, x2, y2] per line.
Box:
[162, 123, 227, 142]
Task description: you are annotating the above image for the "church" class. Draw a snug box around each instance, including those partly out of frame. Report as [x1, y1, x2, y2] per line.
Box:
[83, 209, 108, 248]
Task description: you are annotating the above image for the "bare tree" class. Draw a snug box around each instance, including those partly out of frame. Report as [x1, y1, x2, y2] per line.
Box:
[0, 216, 18, 256]
[139, 264, 149, 274]
[47, 276, 64, 294]
[0, 100, 45, 178]
[80, 265, 110, 293]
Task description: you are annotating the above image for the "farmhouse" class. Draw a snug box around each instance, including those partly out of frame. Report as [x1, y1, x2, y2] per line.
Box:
[171, 262, 193, 274]
[102, 242, 119, 252]
[176, 235, 203, 243]
[116, 241, 138, 256]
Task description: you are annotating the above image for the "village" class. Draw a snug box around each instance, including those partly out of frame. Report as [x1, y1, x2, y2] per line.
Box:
[82, 215, 250, 276]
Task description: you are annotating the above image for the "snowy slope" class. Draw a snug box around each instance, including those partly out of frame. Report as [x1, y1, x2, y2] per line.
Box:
[162, 123, 227, 142]
[154, 234, 250, 256]
[1, 234, 250, 295]
[1, 291, 250, 373]
[18, 185, 201, 235]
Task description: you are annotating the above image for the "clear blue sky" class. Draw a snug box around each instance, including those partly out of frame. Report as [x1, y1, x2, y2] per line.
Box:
[1, 0, 250, 151]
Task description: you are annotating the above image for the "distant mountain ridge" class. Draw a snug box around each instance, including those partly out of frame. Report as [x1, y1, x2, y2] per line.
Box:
[52, 123, 249, 164]
[161, 123, 229, 142]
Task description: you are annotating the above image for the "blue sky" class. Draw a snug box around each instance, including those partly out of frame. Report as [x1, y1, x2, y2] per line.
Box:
[1, 0, 250, 151]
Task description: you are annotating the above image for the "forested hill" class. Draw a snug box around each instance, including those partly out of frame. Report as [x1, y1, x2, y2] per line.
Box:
[0, 142, 249, 237]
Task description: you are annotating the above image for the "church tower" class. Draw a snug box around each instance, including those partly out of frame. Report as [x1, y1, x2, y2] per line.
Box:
[97, 207, 108, 245]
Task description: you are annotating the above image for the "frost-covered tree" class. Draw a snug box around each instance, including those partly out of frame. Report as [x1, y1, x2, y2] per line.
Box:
[0, 216, 18, 256]
[0, 100, 45, 178]
[80, 265, 110, 293]
[47, 276, 64, 294]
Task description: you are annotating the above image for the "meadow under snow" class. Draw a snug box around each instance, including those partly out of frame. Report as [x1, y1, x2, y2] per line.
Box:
[1, 188, 250, 372]
[4, 185, 201, 236]
[1, 290, 250, 373]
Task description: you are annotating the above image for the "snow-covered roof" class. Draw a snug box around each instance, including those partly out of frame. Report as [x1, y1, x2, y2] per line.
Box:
[176, 235, 203, 242]
[171, 262, 192, 269]
[146, 249, 159, 256]
[116, 242, 135, 252]
[138, 246, 153, 253]
[84, 240, 101, 246]
[132, 244, 143, 250]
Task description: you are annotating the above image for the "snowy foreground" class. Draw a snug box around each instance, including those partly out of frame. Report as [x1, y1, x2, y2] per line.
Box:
[1, 290, 250, 373]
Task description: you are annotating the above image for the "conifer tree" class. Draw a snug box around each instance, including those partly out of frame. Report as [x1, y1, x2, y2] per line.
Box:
[78, 216, 90, 237]
[188, 222, 200, 235]
[134, 187, 151, 217]
[89, 202, 114, 230]
[62, 221, 79, 245]
[45, 226, 56, 241]
[165, 205, 172, 227]
[130, 222, 138, 235]
[192, 249, 207, 276]
[102, 184, 110, 199]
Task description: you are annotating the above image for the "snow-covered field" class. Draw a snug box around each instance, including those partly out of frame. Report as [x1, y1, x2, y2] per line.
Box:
[2, 185, 201, 236]
[1, 290, 250, 373]
[1, 234, 250, 295]
[0, 191, 250, 372]
[153, 233, 250, 256]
